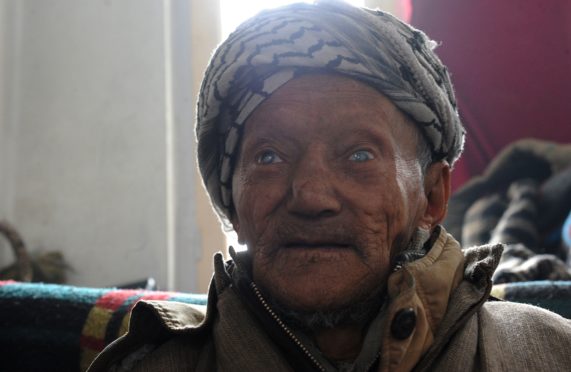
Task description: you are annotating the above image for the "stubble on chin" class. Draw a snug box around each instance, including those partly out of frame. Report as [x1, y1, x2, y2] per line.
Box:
[260, 283, 386, 332]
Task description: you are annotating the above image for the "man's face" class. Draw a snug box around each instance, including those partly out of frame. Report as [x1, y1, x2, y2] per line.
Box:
[231, 74, 429, 312]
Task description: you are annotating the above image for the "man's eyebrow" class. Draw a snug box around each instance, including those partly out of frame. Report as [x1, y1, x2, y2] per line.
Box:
[242, 120, 303, 142]
[241, 132, 299, 151]
[341, 127, 390, 144]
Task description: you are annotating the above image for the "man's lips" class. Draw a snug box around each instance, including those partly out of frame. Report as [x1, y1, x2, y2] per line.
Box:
[283, 242, 352, 250]
[277, 241, 358, 262]
[270, 225, 360, 255]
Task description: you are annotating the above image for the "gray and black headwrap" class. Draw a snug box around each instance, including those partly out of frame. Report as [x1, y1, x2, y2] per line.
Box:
[196, 0, 465, 224]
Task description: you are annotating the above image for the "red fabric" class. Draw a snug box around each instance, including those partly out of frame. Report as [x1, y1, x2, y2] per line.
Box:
[95, 289, 140, 310]
[410, 1, 571, 190]
[79, 335, 106, 353]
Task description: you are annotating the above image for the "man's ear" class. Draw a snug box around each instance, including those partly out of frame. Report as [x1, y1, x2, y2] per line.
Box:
[420, 161, 451, 229]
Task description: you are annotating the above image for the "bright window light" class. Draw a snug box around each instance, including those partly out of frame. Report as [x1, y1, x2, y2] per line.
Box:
[220, 0, 365, 40]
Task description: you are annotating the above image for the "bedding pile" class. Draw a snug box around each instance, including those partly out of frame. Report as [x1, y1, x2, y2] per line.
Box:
[444, 139, 571, 283]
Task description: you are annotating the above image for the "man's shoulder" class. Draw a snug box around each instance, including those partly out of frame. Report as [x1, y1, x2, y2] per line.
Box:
[133, 300, 208, 331]
[481, 299, 571, 330]
[477, 300, 571, 369]
[88, 300, 212, 371]
[127, 332, 216, 372]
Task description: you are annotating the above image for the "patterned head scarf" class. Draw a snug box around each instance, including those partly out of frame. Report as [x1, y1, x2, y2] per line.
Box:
[196, 0, 465, 224]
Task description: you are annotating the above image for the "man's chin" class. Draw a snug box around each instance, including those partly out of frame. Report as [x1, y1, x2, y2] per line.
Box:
[263, 286, 385, 332]
[251, 249, 390, 330]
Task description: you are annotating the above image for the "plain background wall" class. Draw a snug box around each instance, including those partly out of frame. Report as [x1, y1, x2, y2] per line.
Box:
[0, 0, 225, 292]
[0, 1, 9, 265]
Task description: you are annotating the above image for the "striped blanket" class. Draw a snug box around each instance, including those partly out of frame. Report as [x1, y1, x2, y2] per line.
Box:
[0, 280, 206, 372]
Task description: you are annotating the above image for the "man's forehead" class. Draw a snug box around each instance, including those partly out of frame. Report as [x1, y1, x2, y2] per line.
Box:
[240, 73, 413, 150]
[244, 73, 404, 129]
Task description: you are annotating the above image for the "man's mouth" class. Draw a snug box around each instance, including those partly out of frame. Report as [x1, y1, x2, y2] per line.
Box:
[271, 226, 360, 256]
[283, 241, 352, 250]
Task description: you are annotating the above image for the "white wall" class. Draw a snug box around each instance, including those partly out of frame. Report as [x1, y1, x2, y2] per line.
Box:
[0, 0, 18, 265]
[0, 0, 215, 291]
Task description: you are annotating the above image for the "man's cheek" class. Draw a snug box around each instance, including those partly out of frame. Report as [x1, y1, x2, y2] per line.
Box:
[242, 213, 271, 252]
[358, 207, 391, 235]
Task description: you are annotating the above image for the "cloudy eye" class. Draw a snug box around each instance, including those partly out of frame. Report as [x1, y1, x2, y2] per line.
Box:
[257, 150, 283, 164]
[349, 150, 375, 162]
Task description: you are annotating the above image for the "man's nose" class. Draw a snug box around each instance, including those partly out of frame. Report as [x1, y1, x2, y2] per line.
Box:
[286, 155, 342, 218]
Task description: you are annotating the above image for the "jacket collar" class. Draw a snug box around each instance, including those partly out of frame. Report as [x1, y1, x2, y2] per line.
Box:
[411, 234, 504, 372]
[211, 226, 503, 372]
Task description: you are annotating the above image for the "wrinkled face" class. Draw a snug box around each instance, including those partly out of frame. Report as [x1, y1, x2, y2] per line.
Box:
[231, 74, 430, 312]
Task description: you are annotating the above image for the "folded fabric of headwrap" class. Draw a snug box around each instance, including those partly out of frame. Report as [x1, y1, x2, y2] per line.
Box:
[196, 0, 465, 224]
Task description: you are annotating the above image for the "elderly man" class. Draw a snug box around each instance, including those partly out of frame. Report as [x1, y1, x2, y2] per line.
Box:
[90, 1, 571, 371]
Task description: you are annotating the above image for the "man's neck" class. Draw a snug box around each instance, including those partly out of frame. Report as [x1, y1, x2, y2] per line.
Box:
[314, 325, 365, 362]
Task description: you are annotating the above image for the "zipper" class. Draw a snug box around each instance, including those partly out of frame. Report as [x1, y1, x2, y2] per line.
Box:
[250, 282, 327, 372]
[364, 353, 380, 372]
